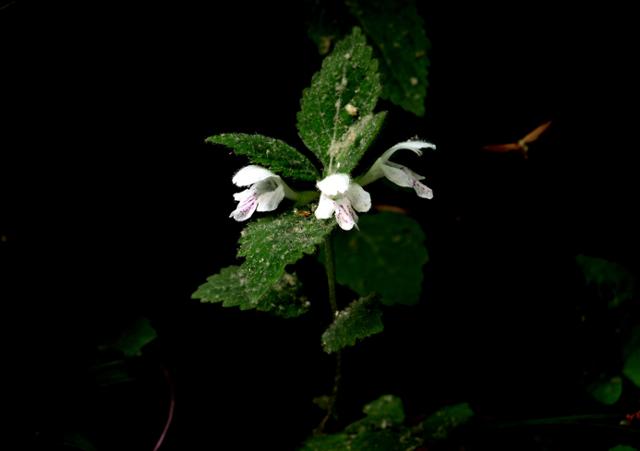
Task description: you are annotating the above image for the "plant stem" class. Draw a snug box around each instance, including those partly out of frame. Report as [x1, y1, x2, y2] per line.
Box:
[315, 236, 341, 434]
[324, 237, 338, 316]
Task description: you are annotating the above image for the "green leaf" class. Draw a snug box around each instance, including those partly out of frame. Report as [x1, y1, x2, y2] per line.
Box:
[206, 133, 319, 181]
[321, 296, 383, 353]
[362, 394, 405, 425]
[588, 376, 623, 405]
[298, 27, 384, 175]
[193, 213, 334, 311]
[300, 433, 350, 451]
[350, 430, 402, 451]
[302, 395, 407, 451]
[346, 0, 430, 116]
[609, 446, 638, 451]
[256, 272, 311, 318]
[420, 403, 474, 441]
[623, 326, 640, 387]
[332, 212, 428, 306]
[64, 432, 98, 451]
[112, 318, 157, 357]
[576, 255, 636, 308]
[346, 394, 406, 434]
[194, 267, 310, 317]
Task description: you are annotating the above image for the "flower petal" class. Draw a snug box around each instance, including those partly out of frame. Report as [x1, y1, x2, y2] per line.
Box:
[346, 183, 371, 213]
[233, 188, 253, 201]
[315, 194, 336, 219]
[232, 165, 277, 187]
[380, 140, 436, 161]
[230, 191, 259, 221]
[381, 163, 415, 188]
[316, 173, 350, 196]
[334, 198, 358, 231]
[413, 181, 433, 199]
[256, 185, 285, 212]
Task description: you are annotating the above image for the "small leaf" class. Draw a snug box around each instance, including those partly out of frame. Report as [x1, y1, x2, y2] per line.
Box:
[298, 27, 384, 175]
[420, 403, 474, 441]
[193, 213, 334, 311]
[362, 394, 405, 425]
[332, 212, 428, 305]
[206, 133, 319, 181]
[112, 318, 157, 357]
[346, 0, 430, 116]
[588, 376, 623, 405]
[300, 433, 350, 451]
[321, 296, 383, 353]
[576, 255, 635, 308]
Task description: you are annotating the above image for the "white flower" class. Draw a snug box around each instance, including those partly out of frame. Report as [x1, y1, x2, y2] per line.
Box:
[359, 140, 436, 199]
[315, 173, 371, 231]
[229, 165, 297, 221]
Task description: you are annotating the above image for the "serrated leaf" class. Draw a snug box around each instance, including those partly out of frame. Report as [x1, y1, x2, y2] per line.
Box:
[588, 376, 623, 405]
[421, 403, 474, 441]
[237, 213, 335, 297]
[347, 0, 430, 116]
[298, 27, 384, 175]
[194, 267, 311, 317]
[321, 296, 383, 353]
[193, 213, 334, 312]
[332, 212, 428, 306]
[576, 255, 636, 308]
[206, 133, 319, 181]
[112, 318, 157, 357]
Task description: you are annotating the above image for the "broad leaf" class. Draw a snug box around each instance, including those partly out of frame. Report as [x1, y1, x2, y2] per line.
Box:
[588, 376, 623, 405]
[347, 0, 430, 116]
[194, 213, 334, 311]
[332, 212, 428, 305]
[609, 446, 638, 451]
[298, 27, 384, 175]
[576, 255, 635, 308]
[206, 133, 319, 181]
[194, 267, 310, 317]
[420, 403, 474, 441]
[321, 296, 383, 353]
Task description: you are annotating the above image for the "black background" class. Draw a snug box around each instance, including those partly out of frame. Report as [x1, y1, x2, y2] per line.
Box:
[2, 1, 639, 449]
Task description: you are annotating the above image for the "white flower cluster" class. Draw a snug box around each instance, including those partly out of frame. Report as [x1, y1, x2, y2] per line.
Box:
[229, 140, 435, 230]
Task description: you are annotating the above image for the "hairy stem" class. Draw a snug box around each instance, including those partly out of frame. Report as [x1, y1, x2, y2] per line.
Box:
[324, 237, 338, 315]
[315, 236, 342, 434]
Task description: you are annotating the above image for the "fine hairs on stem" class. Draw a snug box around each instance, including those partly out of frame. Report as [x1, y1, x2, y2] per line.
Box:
[315, 236, 342, 434]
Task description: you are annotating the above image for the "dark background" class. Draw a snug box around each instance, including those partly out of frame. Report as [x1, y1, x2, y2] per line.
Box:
[1, 1, 638, 449]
